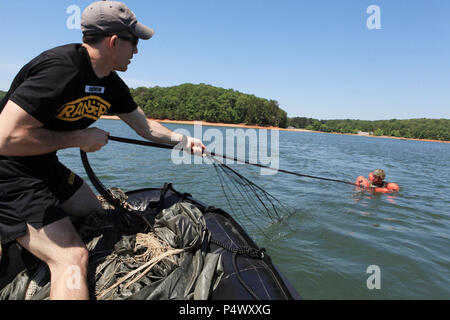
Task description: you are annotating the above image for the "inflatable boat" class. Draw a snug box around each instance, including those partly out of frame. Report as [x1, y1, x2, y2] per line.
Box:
[0, 183, 300, 300]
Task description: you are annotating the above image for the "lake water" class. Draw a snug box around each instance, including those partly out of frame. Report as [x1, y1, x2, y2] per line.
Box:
[58, 119, 450, 299]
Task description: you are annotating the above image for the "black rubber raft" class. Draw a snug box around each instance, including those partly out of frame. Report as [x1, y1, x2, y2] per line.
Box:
[0, 183, 300, 300]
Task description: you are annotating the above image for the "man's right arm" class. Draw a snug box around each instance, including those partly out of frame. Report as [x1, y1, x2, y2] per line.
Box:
[0, 100, 109, 156]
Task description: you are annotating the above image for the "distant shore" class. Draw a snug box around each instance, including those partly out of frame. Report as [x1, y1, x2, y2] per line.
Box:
[100, 115, 450, 144]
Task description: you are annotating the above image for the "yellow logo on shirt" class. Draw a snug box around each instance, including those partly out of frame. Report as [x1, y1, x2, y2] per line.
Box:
[56, 95, 111, 122]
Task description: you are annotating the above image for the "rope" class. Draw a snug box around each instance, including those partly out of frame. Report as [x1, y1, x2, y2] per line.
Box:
[108, 135, 356, 186]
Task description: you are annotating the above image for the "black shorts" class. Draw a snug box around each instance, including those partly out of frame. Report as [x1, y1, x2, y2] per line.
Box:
[0, 154, 83, 244]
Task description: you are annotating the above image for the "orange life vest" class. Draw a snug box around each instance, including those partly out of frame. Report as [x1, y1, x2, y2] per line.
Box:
[355, 173, 399, 193]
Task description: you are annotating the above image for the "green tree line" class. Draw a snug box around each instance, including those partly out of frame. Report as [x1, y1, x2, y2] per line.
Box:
[129, 83, 288, 128]
[0, 90, 6, 101]
[288, 117, 450, 141]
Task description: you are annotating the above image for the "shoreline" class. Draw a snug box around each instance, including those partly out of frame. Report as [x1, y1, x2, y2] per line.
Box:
[100, 115, 450, 144]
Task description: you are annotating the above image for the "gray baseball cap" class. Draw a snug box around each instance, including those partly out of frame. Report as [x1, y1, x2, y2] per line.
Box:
[81, 1, 154, 40]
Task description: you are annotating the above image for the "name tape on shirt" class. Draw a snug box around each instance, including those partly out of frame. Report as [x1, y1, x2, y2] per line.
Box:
[55, 95, 111, 122]
[85, 85, 105, 94]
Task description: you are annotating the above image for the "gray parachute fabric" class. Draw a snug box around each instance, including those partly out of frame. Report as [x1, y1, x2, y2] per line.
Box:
[0, 202, 223, 300]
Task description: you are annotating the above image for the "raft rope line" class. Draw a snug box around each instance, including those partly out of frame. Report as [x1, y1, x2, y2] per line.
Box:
[106, 135, 359, 236]
[108, 135, 357, 186]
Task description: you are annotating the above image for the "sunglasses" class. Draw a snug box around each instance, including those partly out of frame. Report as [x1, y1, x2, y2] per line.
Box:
[116, 35, 139, 47]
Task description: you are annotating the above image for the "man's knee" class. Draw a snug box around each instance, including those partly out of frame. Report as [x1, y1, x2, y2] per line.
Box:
[17, 217, 88, 270]
[49, 246, 89, 274]
[47, 227, 89, 271]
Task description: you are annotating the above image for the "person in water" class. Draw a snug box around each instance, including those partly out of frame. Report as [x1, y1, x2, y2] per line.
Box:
[369, 169, 387, 188]
[356, 169, 398, 193]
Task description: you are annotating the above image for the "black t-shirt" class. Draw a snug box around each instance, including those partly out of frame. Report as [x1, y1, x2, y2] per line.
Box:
[0, 43, 137, 131]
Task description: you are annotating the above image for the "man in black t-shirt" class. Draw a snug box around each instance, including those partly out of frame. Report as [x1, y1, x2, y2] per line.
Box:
[0, 1, 204, 299]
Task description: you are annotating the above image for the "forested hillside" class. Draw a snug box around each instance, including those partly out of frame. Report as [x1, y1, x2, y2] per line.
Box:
[129, 83, 288, 128]
[288, 117, 450, 141]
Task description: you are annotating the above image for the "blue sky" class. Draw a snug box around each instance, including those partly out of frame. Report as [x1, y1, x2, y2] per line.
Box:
[0, 0, 449, 120]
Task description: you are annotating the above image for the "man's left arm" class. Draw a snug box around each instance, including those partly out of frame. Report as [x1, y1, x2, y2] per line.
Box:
[117, 107, 205, 154]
